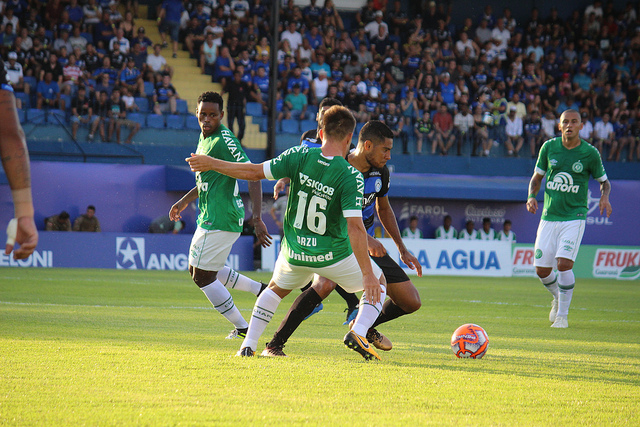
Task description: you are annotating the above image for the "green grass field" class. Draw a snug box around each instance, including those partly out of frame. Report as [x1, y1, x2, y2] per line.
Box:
[1, 268, 639, 425]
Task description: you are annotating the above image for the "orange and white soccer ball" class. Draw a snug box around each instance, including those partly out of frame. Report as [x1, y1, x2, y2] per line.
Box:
[451, 324, 489, 359]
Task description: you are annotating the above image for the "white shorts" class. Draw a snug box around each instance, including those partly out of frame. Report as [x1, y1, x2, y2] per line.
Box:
[189, 227, 240, 271]
[271, 253, 383, 293]
[534, 219, 586, 268]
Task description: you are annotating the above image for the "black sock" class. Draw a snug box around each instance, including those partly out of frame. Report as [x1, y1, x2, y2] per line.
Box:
[267, 287, 322, 348]
[300, 281, 312, 292]
[371, 300, 409, 329]
[335, 285, 359, 310]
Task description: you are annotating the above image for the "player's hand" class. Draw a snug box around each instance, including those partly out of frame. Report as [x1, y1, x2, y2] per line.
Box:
[273, 179, 287, 199]
[253, 218, 273, 248]
[362, 272, 381, 305]
[526, 197, 538, 214]
[599, 195, 612, 217]
[185, 153, 214, 172]
[169, 201, 185, 221]
[5, 217, 39, 260]
[367, 237, 387, 257]
[400, 247, 423, 277]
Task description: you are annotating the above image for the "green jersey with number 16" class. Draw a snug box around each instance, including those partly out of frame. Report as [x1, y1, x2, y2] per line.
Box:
[535, 137, 607, 222]
[264, 145, 364, 267]
[195, 124, 249, 232]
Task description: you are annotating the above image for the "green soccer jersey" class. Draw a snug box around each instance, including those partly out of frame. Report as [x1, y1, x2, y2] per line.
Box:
[535, 137, 607, 221]
[195, 124, 249, 232]
[264, 145, 364, 267]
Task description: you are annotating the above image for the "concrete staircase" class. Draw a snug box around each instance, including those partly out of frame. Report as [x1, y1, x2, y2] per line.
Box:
[136, 11, 267, 149]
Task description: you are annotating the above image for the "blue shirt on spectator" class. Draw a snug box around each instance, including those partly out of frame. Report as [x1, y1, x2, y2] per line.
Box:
[287, 76, 308, 92]
[37, 80, 60, 101]
[162, 0, 184, 23]
[439, 81, 455, 105]
[305, 33, 323, 50]
[120, 67, 141, 85]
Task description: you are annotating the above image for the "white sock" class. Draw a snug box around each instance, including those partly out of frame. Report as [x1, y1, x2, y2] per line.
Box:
[240, 288, 282, 351]
[351, 284, 387, 337]
[201, 280, 248, 329]
[557, 270, 575, 317]
[540, 271, 559, 300]
[217, 266, 262, 296]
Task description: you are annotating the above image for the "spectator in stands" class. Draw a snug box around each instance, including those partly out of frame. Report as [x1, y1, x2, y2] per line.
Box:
[94, 11, 115, 49]
[120, 58, 144, 97]
[505, 106, 524, 157]
[414, 110, 434, 155]
[478, 217, 496, 240]
[158, 0, 183, 58]
[311, 68, 329, 105]
[475, 19, 492, 46]
[402, 216, 423, 239]
[71, 86, 99, 140]
[525, 110, 544, 158]
[458, 220, 478, 240]
[200, 32, 217, 75]
[454, 103, 474, 156]
[89, 90, 110, 142]
[281, 83, 308, 120]
[612, 114, 634, 162]
[147, 44, 173, 77]
[310, 51, 330, 78]
[281, 21, 302, 52]
[121, 87, 139, 113]
[541, 109, 557, 141]
[5, 52, 29, 99]
[109, 28, 130, 55]
[593, 113, 615, 158]
[36, 71, 64, 110]
[433, 104, 455, 155]
[153, 74, 178, 115]
[83, 0, 102, 28]
[94, 73, 114, 97]
[579, 111, 594, 145]
[109, 88, 141, 144]
[92, 56, 118, 86]
[213, 45, 235, 86]
[224, 70, 248, 142]
[46, 211, 71, 231]
[381, 101, 408, 154]
[61, 53, 83, 95]
[149, 215, 186, 233]
[435, 215, 457, 239]
[73, 205, 101, 232]
[473, 105, 490, 156]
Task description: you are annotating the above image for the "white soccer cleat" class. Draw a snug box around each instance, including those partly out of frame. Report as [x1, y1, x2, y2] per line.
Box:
[549, 298, 558, 322]
[551, 316, 568, 328]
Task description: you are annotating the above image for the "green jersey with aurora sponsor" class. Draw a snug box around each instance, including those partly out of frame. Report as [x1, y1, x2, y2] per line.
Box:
[195, 124, 249, 232]
[535, 137, 607, 221]
[264, 145, 364, 267]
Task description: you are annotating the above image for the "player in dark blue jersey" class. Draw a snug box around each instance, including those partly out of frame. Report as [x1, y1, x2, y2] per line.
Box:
[262, 120, 423, 357]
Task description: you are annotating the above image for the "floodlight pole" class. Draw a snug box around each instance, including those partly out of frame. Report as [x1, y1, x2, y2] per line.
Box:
[267, 0, 281, 159]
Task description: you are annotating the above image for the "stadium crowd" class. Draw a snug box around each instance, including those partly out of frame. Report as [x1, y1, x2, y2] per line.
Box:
[2, 0, 640, 160]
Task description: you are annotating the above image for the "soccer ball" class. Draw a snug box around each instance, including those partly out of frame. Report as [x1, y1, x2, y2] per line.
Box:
[451, 324, 489, 359]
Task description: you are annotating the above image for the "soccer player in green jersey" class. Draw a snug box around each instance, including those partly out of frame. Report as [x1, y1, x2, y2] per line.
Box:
[187, 106, 387, 360]
[527, 109, 612, 328]
[169, 92, 272, 339]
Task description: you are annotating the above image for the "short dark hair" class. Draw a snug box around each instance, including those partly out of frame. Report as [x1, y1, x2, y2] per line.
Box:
[358, 120, 393, 146]
[59, 211, 70, 220]
[197, 91, 224, 110]
[410, 216, 418, 222]
[483, 217, 491, 224]
[504, 219, 512, 225]
[87, 205, 96, 211]
[319, 97, 342, 109]
[444, 215, 452, 221]
[322, 106, 356, 142]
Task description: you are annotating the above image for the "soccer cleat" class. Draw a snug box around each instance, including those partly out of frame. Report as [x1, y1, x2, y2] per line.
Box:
[343, 305, 358, 325]
[549, 298, 558, 322]
[344, 330, 381, 361]
[225, 327, 248, 339]
[257, 282, 268, 296]
[261, 345, 287, 357]
[366, 328, 393, 351]
[551, 316, 568, 328]
[236, 347, 255, 357]
[303, 303, 323, 320]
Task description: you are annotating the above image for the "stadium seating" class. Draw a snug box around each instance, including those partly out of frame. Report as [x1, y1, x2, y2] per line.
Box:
[281, 119, 300, 134]
[146, 114, 165, 129]
[246, 102, 263, 117]
[166, 115, 184, 129]
[185, 114, 200, 130]
[18, 109, 26, 123]
[176, 99, 188, 114]
[355, 122, 365, 136]
[307, 105, 318, 118]
[128, 113, 146, 127]
[134, 97, 149, 112]
[15, 92, 30, 109]
[47, 109, 67, 124]
[300, 119, 317, 133]
[27, 109, 45, 124]
[143, 82, 155, 97]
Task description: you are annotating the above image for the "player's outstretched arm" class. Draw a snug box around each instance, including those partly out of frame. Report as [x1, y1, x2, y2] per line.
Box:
[347, 216, 381, 305]
[170, 186, 198, 221]
[186, 153, 266, 181]
[526, 172, 544, 214]
[376, 196, 422, 276]
[248, 180, 272, 248]
[599, 180, 612, 217]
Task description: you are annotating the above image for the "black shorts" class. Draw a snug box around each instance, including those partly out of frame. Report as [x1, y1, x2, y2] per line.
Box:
[371, 253, 410, 284]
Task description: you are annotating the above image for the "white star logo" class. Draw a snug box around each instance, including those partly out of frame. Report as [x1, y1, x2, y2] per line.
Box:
[119, 242, 138, 265]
